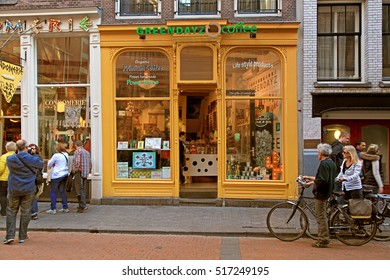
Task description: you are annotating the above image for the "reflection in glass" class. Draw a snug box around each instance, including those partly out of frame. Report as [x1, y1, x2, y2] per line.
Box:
[37, 36, 89, 84]
[37, 87, 91, 161]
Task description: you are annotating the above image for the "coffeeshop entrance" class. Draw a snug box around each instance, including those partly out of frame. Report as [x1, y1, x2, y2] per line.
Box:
[179, 90, 218, 199]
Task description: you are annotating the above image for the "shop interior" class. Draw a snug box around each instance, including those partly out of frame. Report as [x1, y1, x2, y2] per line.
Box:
[179, 91, 218, 199]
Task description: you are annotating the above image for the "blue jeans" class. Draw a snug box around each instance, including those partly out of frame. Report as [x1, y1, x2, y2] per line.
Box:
[6, 192, 35, 240]
[31, 198, 38, 214]
[49, 176, 69, 210]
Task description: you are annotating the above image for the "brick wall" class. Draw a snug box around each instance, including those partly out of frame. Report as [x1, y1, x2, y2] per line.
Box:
[0, 0, 101, 10]
[101, 0, 296, 25]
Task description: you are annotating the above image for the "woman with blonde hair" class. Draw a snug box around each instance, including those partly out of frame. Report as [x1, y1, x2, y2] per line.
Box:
[336, 145, 363, 201]
[361, 144, 384, 194]
[46, 142, 69, 214]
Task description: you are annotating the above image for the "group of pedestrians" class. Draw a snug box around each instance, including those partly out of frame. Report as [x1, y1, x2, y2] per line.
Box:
[1, 139, 91, 245]
[304, 132, 385, 248]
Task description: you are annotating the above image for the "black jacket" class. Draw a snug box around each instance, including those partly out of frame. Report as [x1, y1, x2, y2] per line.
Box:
[330, 140, 344, 173]
[314, 158, 337, 200]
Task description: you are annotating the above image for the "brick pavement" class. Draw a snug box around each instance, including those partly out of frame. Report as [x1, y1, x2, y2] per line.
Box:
[1, 231, 390, 260]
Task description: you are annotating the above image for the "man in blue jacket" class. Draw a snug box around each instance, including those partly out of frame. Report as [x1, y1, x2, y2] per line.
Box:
[4, 139, 44, 244]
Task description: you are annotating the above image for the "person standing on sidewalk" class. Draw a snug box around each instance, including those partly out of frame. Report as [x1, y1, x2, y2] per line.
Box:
[361, 144, 384, 194]
[0, 141, 16, 217]
[46, 142, 70, 214]
[304, 143, 337, 248]
[27, 144, 43, 220]
[330, 131, 350, 197]
[72, 140, 91, 213]
[4, 139, 44, 244]
[179, 132, 186, 185]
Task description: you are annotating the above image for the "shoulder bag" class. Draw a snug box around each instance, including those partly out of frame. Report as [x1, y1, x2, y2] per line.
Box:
[16, 154, 45, 198]
[16, 154, 44, 185]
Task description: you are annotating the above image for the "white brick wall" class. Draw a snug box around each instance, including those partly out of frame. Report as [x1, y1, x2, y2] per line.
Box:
[299, 0, 386, 141]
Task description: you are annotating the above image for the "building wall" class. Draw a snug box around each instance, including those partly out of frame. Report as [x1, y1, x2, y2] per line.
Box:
[300, 0, 387, 147]
[0, 0, 101, 10]
[101, 0, 297, 24]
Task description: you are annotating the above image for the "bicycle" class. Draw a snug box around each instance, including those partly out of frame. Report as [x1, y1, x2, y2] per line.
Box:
[266, 176, 378, 246]
[364, 191, 390, 241]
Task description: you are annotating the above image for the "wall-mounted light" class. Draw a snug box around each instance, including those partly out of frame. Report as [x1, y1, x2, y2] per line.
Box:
[139, 34, 146, 40]
[334, 130, 341, 140]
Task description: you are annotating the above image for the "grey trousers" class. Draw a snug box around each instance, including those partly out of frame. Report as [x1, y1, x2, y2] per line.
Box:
[315, 198, 330, 244]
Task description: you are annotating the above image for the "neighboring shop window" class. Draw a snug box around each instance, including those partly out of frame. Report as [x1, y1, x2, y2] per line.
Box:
[225, 49, 283, 181]
[317, 4, 361, 81]
[37, 87, 91, 160]
[322, 124, 350, 145]
[115, 51, 170, 180]
[383, 3, 390, 80]
[234, 0, 280, 16]
[116, 0, 160, 18]
[37, 35, 91, 161]
[0, 37, 21, 154]
[175, 0, 220, 17]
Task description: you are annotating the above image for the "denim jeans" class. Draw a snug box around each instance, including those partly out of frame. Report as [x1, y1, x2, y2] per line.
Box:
[6, 192, 35, 240]
[315, 198, 330, 245]
[31, 198, 38, 214]
[49, 176, 69, 210]
[0, 181, 7, 216]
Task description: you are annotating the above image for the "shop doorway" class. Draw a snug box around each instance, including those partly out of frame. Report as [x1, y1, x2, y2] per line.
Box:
[178, 91, 218, 199]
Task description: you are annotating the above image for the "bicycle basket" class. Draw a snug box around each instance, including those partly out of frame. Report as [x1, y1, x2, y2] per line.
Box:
[349, 198, 372, 219]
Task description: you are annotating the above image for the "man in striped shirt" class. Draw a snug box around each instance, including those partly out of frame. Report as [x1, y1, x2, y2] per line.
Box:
[72, 140, 92, 213]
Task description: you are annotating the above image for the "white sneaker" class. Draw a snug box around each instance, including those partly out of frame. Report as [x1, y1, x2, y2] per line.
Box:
[59, 208, 69, 213]
[45, 209, 56, 214]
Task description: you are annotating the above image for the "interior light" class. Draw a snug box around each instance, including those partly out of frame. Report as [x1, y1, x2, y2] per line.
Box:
[334, 130, 341, 140]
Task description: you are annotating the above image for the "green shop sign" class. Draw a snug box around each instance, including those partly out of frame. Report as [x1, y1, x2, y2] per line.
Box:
[136, 22, 257, 38]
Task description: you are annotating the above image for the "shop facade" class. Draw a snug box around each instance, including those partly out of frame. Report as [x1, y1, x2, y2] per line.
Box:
[99, 20, 300, 202]
[0, 6, 103, 202]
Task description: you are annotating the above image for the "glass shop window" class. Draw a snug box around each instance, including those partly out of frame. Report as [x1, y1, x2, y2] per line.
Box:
[225, 49, 283, 181]
[115, 51, 171, 180]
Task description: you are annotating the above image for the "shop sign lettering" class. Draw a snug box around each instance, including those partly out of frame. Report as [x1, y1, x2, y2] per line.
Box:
[226, 90, 255, 96]
[44, 100, 87, 109]
[136, 22, 257, 38]
[0, 16, 93, 34]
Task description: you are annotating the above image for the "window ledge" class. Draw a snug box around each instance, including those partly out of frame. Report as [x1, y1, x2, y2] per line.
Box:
[314, 82, 372, 88]
[379, 81, 390, 88]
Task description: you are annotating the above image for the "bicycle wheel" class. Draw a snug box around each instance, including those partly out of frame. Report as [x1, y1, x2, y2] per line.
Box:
[330, 208, 377, 246]
[266, 202, 308, 242]
[374, 216, 390, 241]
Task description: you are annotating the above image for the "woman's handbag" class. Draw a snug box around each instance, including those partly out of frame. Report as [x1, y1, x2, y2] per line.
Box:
[65, 173, 74, 192]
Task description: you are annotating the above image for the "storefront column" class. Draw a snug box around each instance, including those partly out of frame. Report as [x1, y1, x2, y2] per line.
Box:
[20, 34, 38, 143]
[89, 31, 103, 203]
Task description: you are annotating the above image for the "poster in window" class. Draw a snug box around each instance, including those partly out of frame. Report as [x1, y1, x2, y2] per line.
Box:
[145, 137, 161, 149]
[117, 162, 129, 178]
[132, 151, 156, 169]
